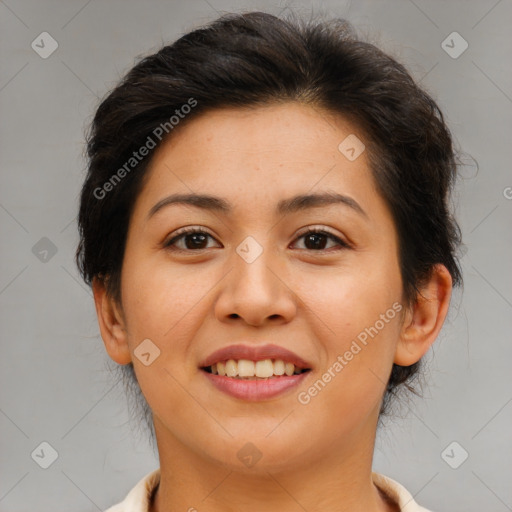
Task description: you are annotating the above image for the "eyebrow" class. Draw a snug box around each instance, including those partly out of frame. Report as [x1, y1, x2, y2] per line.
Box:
[147, 191, 368, 220]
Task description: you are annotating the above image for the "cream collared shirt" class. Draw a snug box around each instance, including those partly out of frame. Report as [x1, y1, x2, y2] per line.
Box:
[104, 468, 433, 511]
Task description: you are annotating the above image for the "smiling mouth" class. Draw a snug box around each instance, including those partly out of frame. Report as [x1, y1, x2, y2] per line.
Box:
[201, 359, 311, 380]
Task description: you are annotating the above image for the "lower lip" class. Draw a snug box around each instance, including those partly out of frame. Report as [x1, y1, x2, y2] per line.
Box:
[201, 370, 310, 401]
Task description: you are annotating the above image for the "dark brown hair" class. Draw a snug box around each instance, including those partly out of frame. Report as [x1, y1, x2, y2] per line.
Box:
[76, 11, 463, 441]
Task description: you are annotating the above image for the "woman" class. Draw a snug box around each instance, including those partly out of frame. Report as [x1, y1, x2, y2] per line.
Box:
[76, 10, 462, 512]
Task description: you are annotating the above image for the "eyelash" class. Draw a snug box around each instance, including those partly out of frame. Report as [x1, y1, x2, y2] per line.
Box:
[163, 226, 351, 253]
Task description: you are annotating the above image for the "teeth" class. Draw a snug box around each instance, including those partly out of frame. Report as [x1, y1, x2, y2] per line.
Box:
[255, 359, 274, 377]
[273, 359, 285, 375]
[238, 359, 255, 377]
[209, 359, 306, 378]
[225, 359, 237, 377]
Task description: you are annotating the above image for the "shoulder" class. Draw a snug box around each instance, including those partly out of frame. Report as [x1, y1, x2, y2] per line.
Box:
[372, 472, 434, 512]
[104, 468, 161, 512]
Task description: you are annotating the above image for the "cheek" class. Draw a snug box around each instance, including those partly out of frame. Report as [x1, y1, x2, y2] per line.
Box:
[295, 304, 402, 444]
[120, 252, 212, 341]
[292, 256, 402, 405]
[118, 255, 212, 416]
[293, 252, 402, 342]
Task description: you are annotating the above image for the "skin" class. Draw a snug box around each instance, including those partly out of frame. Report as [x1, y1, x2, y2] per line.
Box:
[93, 102, 452, 512]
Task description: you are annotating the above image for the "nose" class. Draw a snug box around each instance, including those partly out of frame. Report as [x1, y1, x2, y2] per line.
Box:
[214, 244, 297, 327]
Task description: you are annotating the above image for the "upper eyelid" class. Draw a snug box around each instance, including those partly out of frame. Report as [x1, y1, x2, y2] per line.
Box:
[169, 224, 343, 237]
[165, 225, 349, 248]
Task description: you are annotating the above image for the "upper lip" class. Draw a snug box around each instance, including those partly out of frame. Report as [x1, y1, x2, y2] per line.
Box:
[199, 343, 312, 370]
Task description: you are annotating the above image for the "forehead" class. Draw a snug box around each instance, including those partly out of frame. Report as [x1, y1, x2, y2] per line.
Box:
[132, 102, 386, 223]
[155, 102, 362, 166]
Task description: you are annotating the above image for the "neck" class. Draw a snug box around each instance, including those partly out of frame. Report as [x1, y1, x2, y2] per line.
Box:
[149, 418, 397, 512]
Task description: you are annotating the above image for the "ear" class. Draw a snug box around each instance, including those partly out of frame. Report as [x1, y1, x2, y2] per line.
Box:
[92, 276, 132, 365]
[395, 264, 453, 366]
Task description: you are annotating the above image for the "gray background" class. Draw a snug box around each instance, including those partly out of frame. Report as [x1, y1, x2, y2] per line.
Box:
[1, 0, 511, 511]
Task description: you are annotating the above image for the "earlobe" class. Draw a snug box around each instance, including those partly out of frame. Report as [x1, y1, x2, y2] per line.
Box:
[92, 276, 132, 365]
[394, 264, 453, 366]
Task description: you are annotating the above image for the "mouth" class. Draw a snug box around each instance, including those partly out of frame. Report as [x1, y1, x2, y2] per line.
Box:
[200, 359, 311, 379]
[200, 358, 311, 401]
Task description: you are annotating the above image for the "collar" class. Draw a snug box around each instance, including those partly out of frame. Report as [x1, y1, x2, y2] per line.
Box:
[105, 468, 433, 512]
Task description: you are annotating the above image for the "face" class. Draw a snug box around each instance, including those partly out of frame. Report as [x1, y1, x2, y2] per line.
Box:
[104, 103, 410, 472]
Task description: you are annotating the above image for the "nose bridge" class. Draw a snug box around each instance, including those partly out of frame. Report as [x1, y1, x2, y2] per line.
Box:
[233, 232, 281, 297]
[215, 233, 296, 325]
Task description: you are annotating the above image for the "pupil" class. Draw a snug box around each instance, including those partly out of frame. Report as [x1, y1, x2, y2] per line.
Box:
[305, 233, 326, 250]
[185, 233, 327, 250]
[186, 233, 207, 249]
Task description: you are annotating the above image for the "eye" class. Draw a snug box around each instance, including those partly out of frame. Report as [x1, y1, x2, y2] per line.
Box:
[163, 226, 350, 253]
[163, 227, 219, 252]
[291, 227, 350, 252]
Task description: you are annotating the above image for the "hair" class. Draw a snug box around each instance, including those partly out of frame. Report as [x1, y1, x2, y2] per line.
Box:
[76, 10, 463, 443]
